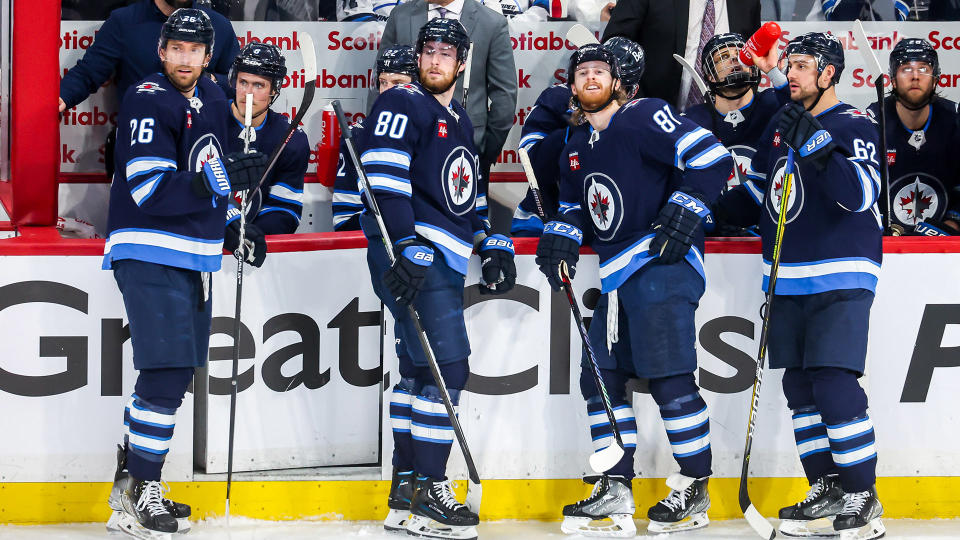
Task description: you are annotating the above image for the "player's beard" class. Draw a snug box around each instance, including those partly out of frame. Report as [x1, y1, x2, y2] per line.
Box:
[420, 66, 458, 95]
[576, 82, 615, 112]
[164, 63, 203, 93]
[895, 85, 934, 109]
[164, 0, 194, 8]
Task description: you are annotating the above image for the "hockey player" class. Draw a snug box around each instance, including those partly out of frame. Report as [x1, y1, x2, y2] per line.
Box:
[539, 43, 732, 536]
[511, 36, 644, 236]
[332, 45, 418, 232]
[867, 37, 960, 235]
[360, 19, 516, 540]
[717, 32, 885, 540]
[102, 9, 267, 539]
[223, 42, 310, 263]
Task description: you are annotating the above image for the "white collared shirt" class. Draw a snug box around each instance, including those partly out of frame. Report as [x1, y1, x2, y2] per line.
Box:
[427, 0, 467, 20]
[679, 0, 730, 110]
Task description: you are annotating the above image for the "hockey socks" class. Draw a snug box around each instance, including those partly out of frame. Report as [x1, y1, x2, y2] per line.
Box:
[792, 406, 838, 482]
[410, 385, 458, 480]
[586, 396, 637, 477]
[124, 394, 176, 481]
[827, 414, 878, 492]
[651, 375, 712, 478]
[389, 378, 418, 471]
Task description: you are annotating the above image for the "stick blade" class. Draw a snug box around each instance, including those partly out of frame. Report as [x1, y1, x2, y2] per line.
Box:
[566, 24, 599, 47]
[853, 20, 883, 78]
[298, 32, 317, 84]
[588, 443, 625, 473]
[742, 503, 777, 540]
[465, 479, 482, 513]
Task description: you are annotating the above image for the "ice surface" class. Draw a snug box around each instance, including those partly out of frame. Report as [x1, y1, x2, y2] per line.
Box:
[0, 518, 957, 539]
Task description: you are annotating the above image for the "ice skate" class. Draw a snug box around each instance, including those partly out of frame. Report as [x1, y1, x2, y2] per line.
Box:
[405, 477, 479, 540]
[107, 445, 191, 535]
[833, 488, 885, 540]
[646, 473, 710, 534]
[560, 475, 636, 538]
[110, 477, 178, 540]
[383, 469, 415, 533]
[778, 474, 845, 537]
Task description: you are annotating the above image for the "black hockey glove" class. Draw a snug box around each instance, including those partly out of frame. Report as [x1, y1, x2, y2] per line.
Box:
[192, 151, 269, 198]
[477, 234, 516, 295]
[650, 191, 712, 265]
[778, 103, 836, 171]
[224, 218, 267, 267]
[536, 221, 582, 291]
[383, 239, 435, 306]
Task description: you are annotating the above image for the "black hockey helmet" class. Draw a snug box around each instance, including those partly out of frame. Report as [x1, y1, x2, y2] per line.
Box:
[159, 8, 215, 55]
[567, 43, 621, 88]
[603, 37, 644, 98]
[783, 31, 845, 86]
[377, 45, 419, 80]
[229, 42, 287, 103]
[889, 38, 940, 79]
[700, 33, 761, 97]
[416, 18, 471, 64]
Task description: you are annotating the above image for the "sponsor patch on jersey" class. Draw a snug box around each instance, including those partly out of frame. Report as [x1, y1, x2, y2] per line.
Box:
[569, 151, 580, 171]
[437, 119, 448, 138]
[189, 133, 224, 173]
[890, 173, 946, 226]
[886, 149, 896, 166]
[136, 82, 166, 94]
[773, 131, 782, 147]
[441, 146, 476, 216]
[765, 155, 805, 225]
[583, 173, 623, 241]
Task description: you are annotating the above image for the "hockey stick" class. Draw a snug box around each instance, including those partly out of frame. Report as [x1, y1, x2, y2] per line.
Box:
[461, 43, 474, 110]
[853, 20, 894, 233]
[332, 100, 483, 512]
[252, 32, 317, 195]
[566, 24, 600, 47]
[225, 94, 253, 519]
[738, 149, 797, 540]
[518, 148, 625, 473]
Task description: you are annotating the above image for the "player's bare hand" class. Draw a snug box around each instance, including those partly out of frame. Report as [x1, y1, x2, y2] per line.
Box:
[58, 98, 66, 113]
[601, 2, 616, 22]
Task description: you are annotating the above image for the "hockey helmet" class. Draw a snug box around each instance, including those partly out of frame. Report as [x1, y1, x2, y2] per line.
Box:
[567, 43, 621, 89]
[377, 45, 419, 80]
[603, 37, 645, 98]
[416, 18, 471, 64]
[159, 8, 215, 55]
[889, 38, 940, 79]
[783, 32, 845, 86]
[700, 33, 761, 96]
[230, 42, 287, 102]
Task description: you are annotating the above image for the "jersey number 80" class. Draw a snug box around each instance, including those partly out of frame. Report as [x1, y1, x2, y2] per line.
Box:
[374, 111, 409, 139]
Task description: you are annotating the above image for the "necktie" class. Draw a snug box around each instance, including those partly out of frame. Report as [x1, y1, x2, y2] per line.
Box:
[685, 0, 716, 109]
[437, 6, 448, 18]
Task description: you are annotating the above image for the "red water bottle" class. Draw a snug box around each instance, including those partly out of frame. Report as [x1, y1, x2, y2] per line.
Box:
[740, 22, 782, 66]
[315, 103, 341, 188]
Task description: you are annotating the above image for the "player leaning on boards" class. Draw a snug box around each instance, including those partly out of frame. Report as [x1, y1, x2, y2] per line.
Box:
[333, 45, 419, 232]
[358, 19, 516, 540]
[535, 43, 732, 537]
[717, 32, 885, 540]
[866, 37, 960, 237]
[223, 42, 310, 264]
[101, 9, 268, 540]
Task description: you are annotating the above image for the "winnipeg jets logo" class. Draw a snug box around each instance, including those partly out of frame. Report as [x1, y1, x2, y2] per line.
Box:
[583, 173, 623, 240]
[841, 108, 877, 124]
[441, 146, 476, 216]
[136, 82, 165, 94]
[189, 134, 224, 173]
[765, 155, 804, 224]
[891, 174, 945, 226]
[395, 83, 423, 96]
[727, 146, 756, 190]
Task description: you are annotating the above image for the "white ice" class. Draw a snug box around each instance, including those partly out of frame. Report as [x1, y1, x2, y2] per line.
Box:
[1, 518, 957, 539]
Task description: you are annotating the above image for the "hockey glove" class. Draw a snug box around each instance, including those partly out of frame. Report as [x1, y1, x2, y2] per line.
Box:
[536, 221, 582, 291]
[224, 220, 267, 267]
[477, 234, 516, 295]
[383, 239, 435, 306]
[192, 151, 269, 198]
[778, 103, 836, 171]
[913, 220, 954, 237]
[650, 191, 711, 265]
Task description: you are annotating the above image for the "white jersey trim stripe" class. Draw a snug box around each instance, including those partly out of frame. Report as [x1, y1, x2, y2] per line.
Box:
[762, 258, 881, 280]
[105, 229, 223, 257]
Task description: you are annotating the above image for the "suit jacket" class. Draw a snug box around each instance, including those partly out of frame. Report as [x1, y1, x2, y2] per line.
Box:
[602, 0, 761, 108]
[374, 0, 518, 164]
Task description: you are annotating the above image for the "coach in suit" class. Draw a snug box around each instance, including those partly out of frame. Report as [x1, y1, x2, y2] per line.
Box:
[375, 0, 518, 208]
[602, 0, 761, 110]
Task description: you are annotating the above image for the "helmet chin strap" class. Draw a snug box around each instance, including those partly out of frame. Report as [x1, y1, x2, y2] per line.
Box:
[894, 88, 935, 111]
[714, 85, 753, 102]
[579, 94, 617, 114]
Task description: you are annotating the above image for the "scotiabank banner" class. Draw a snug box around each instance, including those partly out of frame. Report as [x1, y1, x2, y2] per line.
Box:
[58, 21, 960, 179]
[0, 244, 958, 482]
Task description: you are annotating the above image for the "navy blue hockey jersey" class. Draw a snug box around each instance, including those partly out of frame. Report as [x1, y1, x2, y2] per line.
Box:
[361, 83, 485, 275]
[867, 96, 960, 229]
[684, 85, 790, 190]
[104, 73, 231, 272]
[513, 84, 573, 235]
[332, 119, 367, 231]
[225, 104, 309, 235]
[557, 98, 732, 293]
[721, 102, 884, 294]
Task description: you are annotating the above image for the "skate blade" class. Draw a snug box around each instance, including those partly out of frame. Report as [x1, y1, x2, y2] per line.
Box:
[405, 514, 478, 540]
[779, 518, 839, 538]
[647, 511, 709, 534]
[111, 511, 174, 540]
[838, 518, 885, 540]
[176, 518, 191, 534]
[384, 508, 411, 533]
[560, 515, 637, 537]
